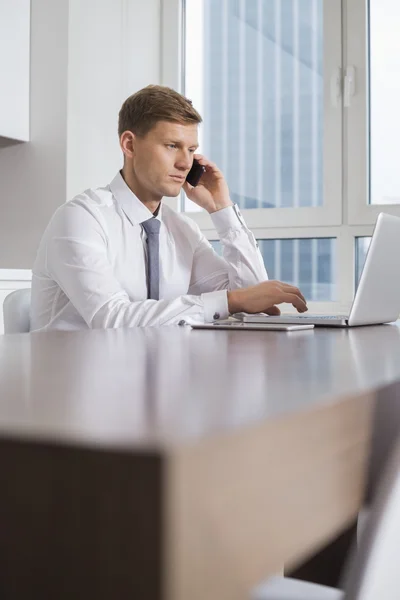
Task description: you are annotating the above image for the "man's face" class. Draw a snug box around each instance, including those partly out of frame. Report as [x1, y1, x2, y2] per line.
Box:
[127, 121, 199, 198]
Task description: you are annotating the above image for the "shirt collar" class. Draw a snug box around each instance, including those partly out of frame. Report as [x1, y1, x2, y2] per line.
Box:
[109, 171, 163, 225]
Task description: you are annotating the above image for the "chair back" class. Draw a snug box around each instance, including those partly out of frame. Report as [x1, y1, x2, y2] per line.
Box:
[3, 288, 31, 333]
[344, 435, 400, 600]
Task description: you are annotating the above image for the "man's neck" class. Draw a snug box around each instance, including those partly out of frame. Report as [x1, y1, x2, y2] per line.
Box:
[121, 167, 161, 215]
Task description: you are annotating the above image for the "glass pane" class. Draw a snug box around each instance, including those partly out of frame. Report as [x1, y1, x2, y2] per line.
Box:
[355, 237, 371, 286]
[210, 237, 336, 301]
[369, 0, 400, 204]
[184, 0, 324, 212]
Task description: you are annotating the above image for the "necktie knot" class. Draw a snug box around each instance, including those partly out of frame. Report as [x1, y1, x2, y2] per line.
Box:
[142, 217, 161, 236]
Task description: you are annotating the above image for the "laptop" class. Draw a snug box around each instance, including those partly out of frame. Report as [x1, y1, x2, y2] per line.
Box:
[234, 212, 400, 328]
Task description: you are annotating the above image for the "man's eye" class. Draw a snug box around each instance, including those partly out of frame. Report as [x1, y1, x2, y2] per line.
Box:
[167, 144, 177, 149]
[189, 149, 196, 153]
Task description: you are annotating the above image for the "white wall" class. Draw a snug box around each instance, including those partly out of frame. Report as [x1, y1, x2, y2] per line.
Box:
[67, 0, 161, 199]
[0, 0, 162, 269]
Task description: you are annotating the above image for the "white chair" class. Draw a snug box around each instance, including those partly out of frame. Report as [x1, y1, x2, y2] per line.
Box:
[2, 288, 31, 333]
[253, 434, 400, 600]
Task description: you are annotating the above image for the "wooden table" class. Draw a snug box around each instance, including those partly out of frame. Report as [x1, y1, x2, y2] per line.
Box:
[0, 323, 400, 599]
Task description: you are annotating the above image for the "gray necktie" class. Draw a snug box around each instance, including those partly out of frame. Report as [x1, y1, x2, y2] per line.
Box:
[142, 217, 161, 300]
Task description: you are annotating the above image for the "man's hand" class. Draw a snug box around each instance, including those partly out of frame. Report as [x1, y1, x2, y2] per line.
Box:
[227, 281, 308, 315]
[182, 154, 233, 214]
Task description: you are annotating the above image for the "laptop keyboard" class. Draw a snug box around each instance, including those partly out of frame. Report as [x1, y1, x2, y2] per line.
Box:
[292, 315, 346, 320]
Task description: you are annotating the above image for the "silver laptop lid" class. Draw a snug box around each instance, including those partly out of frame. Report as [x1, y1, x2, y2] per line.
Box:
[349, 213, 400, 326]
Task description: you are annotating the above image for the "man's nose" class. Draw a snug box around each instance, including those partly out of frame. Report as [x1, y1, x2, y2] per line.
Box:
[175, 152, 193, 171]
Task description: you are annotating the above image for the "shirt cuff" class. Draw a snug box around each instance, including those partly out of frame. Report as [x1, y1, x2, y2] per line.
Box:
[201, 290, 229, 323]
[210, 204, 247, 235]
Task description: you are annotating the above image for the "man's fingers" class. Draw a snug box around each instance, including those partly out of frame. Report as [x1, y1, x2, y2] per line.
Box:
[182, 181, 193, 196]
[281, 292, 308, 313]
[280, 283, 307, 305]
[194, 154, 220, 174]
[265, 305, 281, 316]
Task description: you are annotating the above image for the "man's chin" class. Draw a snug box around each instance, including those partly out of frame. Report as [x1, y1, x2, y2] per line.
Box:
[160, 182, 184, 198]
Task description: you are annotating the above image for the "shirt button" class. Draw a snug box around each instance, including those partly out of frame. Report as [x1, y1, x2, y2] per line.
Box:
[178, 320, 186, 326]
[213, 312, 220, 320]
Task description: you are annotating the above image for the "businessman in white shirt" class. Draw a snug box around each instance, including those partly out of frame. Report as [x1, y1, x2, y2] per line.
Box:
[30, 85, 307, 331]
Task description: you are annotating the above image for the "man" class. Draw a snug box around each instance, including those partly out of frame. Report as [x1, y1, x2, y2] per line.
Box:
[30, 85, 307, 331]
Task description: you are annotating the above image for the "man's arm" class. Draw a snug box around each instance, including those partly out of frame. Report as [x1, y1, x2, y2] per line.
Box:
[184, 154, 267, 294]
[183, 154, 307, 316]
[188, 205, 268, 296]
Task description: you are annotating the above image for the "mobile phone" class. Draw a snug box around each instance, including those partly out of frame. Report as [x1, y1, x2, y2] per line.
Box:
[186, 158, 206, 187]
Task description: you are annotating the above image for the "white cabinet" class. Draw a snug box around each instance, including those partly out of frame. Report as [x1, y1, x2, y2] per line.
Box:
[0, 0, 30, 142]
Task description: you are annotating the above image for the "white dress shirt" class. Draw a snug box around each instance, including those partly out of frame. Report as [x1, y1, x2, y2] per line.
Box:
[30, 172, 268, 331]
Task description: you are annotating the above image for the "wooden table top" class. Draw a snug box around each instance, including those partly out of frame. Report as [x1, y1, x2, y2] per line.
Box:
[0, 323, 398, 449]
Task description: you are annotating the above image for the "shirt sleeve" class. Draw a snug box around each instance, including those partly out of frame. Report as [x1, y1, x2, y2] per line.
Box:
[45, 201, 229, 328]
[188, 204, 268, 305]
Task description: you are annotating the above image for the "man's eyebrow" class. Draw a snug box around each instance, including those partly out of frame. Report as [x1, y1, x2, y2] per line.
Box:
[165, 140, 199, 148]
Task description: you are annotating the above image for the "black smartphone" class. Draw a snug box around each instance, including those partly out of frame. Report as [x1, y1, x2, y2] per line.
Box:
[186, 158, 206, 187]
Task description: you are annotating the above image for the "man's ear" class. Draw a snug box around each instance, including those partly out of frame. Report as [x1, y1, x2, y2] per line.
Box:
[120, 131, 135, 159]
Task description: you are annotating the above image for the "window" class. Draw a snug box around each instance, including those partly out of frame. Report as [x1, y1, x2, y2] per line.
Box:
[185, 0, 324, 212]
[369, 0, 400, 206]
[161, 0, 394, 313]
[347, 0, 400, 223]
